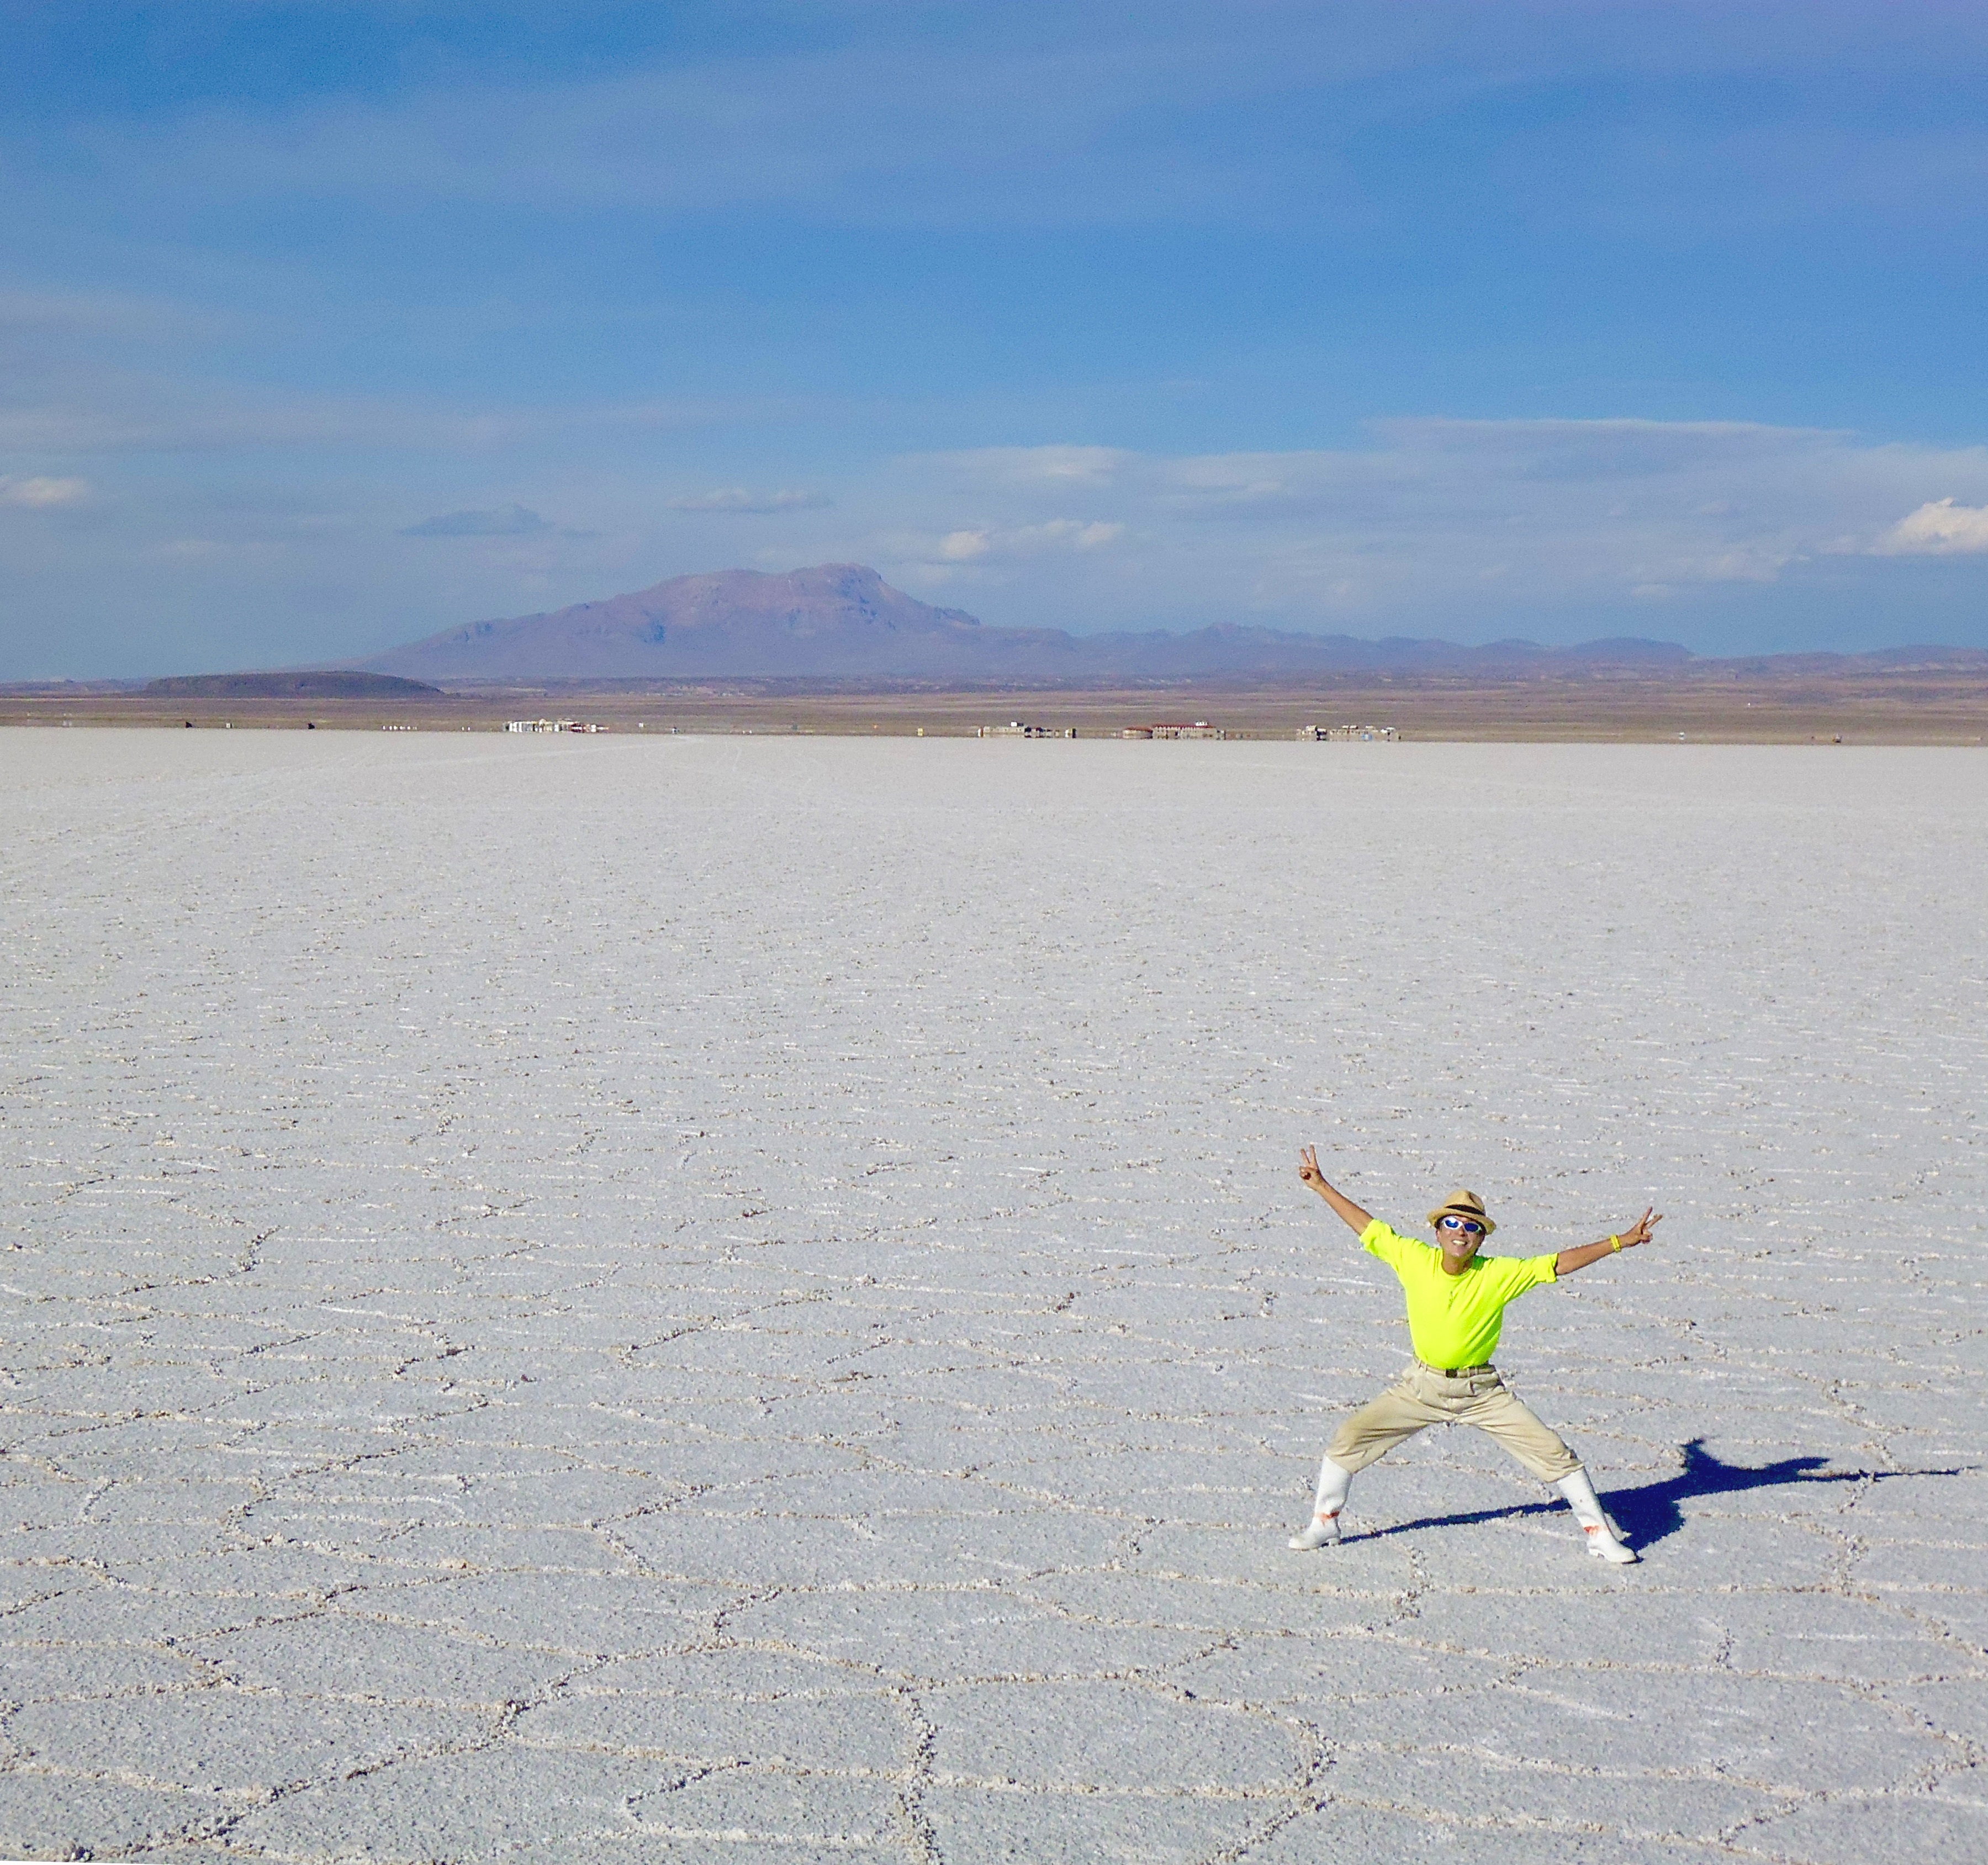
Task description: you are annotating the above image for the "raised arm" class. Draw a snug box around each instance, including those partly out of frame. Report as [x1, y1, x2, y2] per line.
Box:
[1556, 1207, 1662, 1277]
[1298, 1145, 1375, 1237]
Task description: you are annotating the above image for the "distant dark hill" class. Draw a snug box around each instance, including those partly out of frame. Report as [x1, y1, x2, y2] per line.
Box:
[145, 671, 442, 699]
[357, 562, 1698, 684]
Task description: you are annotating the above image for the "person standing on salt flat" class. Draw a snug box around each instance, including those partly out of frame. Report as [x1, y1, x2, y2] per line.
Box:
[1291, 1145, 1661, 1563]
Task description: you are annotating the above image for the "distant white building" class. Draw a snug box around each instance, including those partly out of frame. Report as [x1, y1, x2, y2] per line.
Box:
[977, 721, 1076, 738]
[1296, 724, 1398, 742]
[506, 718, 609, 734]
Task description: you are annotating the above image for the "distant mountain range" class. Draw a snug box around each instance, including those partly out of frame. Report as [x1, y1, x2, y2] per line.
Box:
[331, 562, 1988, 688]
[356, 563, 1710, 684]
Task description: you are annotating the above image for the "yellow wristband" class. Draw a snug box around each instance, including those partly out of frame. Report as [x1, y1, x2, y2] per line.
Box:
[1609, 1235, 1622, 1252]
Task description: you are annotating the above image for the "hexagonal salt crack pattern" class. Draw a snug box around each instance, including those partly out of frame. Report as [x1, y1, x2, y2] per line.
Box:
[2, 732, 1984, 1862]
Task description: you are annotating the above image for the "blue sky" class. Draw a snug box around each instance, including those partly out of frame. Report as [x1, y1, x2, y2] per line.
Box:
[4, 1, 1987, 675]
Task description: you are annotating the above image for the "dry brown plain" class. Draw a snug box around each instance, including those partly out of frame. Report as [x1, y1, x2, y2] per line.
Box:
[4, 662, 1987, 741]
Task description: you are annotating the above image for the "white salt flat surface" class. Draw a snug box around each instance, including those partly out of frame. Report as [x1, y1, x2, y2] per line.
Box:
[2, 730, 1985, 1863]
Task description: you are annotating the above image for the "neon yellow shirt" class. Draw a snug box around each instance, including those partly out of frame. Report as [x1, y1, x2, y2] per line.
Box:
[1361, 1219, 1558, 1369]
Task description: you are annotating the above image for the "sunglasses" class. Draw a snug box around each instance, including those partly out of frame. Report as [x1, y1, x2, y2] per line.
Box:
[1437, 1215, 1485, 1235]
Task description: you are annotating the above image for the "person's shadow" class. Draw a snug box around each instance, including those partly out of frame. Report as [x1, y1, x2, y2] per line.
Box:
[1355, 1438, 1966, 1550]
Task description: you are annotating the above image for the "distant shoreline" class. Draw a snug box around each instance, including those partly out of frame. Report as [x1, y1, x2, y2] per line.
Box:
[3, 665, 1985, 744]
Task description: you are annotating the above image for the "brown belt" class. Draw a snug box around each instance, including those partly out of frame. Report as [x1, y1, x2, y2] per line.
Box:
[1421, 1360, 1495, 1377]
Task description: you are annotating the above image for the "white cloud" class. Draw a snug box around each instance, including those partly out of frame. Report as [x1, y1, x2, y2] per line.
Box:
[15, 416, 1988, 678]
[931, 517, 1124, 564]
[50, 24, 1393, 233]
[932, 447, 1133, 488]
[864, 419, 1988, 636]
[0, 383, 805, 457]
[0, 288, 232, 344]
[1042, 519, 1122, 550]
[401, 503, 550, 537]
[54, 7, 1988, 244]
[1874, 496, 1988, 555]
[0, 475, 88, 508]
[669, 487, 831, 514]
[1659, 545, 1800, 585]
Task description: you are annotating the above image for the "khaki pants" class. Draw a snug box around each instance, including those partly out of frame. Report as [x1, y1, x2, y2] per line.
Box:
[1325, 1364, 1581, 1482]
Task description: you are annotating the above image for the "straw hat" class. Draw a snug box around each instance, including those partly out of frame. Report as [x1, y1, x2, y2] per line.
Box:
[1427, 1189, 1495, 1238]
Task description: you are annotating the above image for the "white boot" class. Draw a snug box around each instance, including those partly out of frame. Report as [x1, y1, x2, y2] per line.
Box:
[1555, 1468, 1637, 1563]
[1288, 1456, 1352, 1550]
